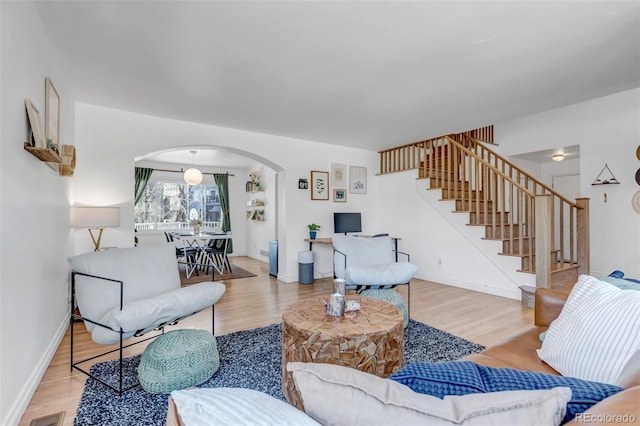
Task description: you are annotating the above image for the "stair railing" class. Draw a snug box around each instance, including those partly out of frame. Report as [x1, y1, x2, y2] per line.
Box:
[378, 133, 589, 287]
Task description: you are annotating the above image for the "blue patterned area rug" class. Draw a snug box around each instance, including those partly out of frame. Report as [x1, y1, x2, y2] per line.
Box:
[74, 320, 484, 425]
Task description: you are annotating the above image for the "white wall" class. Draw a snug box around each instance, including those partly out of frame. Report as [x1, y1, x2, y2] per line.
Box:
[73, 103, 379, 283]
[0, 3, 75, 425]
[497, 88, 640, 278]
[375, 171, 527, 300]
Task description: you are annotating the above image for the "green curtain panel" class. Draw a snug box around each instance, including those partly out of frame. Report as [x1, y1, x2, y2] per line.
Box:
[134, 167, 154, 205]
[214, 173, 233, 253]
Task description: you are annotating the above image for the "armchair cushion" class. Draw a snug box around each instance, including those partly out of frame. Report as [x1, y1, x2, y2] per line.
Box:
[346, 262, 418, 287]
[92, 282, 225, 345]
[332, 234, 395, 279]
[68, 244, 181, 327]
[68, 243, 225, 345]
[332, 234, 417, 288]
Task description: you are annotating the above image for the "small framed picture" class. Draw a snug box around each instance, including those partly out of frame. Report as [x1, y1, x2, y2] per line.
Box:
[333, 188, 347, 203]
[45, 77, 60, 150]
[25, 98, 45, 148]
[349, 166, 367, 194]
[331, 163, 347, 187]
[310, 170, 329, 200]
[298, 178, 308, 189]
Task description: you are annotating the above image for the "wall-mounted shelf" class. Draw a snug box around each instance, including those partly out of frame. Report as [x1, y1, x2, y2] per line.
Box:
[591, 164, 619, 185]
[246, 190, 265, 221]
[24, 142, 76, 176]
[24, 142, 62, 163]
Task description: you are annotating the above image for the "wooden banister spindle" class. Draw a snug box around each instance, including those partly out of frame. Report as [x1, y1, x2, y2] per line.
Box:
[576, 198, 590, 275]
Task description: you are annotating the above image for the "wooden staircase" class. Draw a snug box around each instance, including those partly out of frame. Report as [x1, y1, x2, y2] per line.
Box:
[379, 128, 589, 289]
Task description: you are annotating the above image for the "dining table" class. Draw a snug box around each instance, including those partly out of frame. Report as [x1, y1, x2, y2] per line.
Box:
[171, 231, 232, 278]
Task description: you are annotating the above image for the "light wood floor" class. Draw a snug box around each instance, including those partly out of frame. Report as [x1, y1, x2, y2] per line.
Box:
[20, 257, 534, 425]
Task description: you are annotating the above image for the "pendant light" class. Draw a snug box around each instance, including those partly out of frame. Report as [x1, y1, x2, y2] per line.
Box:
[183, 150, 203, 186]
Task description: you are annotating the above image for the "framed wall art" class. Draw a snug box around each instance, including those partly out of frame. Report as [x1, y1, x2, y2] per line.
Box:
[349, 166, 367, 194]
[333, 188, 347, 203]
[45, 77, 60, 149]
[25, 98, 45, 148]
[331, 163, 347, 187]
[310, 170, 329, 200]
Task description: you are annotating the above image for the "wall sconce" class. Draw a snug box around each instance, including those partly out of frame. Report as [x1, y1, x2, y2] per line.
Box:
[552, 153, 565, 162]
[72, 206, 120, 251]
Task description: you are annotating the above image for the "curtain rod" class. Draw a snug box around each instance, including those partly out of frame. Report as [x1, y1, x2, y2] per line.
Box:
[150, 167, 235, 177]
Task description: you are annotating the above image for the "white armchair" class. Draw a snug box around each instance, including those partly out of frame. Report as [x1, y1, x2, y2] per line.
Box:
[67, 243, 226, 394]
[332, 234, 417, 311]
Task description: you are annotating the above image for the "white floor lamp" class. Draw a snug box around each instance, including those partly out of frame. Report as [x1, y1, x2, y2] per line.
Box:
[71, 206, 121, 251]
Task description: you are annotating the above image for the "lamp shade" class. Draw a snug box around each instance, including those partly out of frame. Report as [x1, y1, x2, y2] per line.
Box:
[72, 206, 120, 228]
[184, 168, 203, 185]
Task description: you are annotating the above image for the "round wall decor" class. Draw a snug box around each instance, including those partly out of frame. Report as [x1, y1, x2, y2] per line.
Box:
[637, 145, 640, 160]
[636, 168, 640, 186]
[633, 190, 640, 214]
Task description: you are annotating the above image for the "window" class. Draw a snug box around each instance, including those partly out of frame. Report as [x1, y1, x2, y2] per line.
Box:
[134, 181, 222, 230]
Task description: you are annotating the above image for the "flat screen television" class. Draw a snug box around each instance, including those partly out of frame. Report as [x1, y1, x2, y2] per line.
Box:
[334, 212, 362, 234]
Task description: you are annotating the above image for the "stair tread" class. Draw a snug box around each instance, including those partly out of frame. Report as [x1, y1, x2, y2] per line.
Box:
[517, 262, 579, 274]
[498, 249, 561, 258]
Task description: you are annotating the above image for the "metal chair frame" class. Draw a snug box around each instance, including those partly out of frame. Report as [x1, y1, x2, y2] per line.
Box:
[70, 270, 215, 395]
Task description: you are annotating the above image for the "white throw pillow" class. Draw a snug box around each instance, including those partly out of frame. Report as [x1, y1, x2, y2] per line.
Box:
[537, 274, 640, 386]
[92, 281, 225, 345]
[170, 388, 320, 426]
[288, 362, 571, 426]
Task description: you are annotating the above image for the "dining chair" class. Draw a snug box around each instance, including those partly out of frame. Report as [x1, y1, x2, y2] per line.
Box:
[165, 231, 199, 277]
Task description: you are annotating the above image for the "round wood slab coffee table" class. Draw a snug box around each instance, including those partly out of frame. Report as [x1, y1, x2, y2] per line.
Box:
[281, 296, 404, 409]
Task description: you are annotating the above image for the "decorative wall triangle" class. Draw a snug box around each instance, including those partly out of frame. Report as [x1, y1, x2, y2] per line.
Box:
[592, 164, 620, 185]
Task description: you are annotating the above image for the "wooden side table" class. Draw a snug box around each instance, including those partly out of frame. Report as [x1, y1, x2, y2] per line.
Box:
[281, 296, 404, 409]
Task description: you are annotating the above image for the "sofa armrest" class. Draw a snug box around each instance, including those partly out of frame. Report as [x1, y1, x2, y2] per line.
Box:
[564, 386, 640, 425]
[534, 288, 570, 327]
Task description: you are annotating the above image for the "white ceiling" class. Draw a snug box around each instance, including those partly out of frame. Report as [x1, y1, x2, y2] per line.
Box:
[35, 1, 640, 166]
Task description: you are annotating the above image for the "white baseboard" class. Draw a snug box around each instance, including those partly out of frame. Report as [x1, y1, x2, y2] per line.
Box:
[415, 272, 521, 301]
[4, 315, 68, 426]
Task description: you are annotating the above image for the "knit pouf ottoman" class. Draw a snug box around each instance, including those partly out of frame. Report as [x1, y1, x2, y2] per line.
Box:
[138, 329, 220, 394]
[361, 289, 409, 328]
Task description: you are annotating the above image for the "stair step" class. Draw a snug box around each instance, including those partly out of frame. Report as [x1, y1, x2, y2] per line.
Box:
[500, 250, 561, 270]
[429, 179, 473, 190]
[419, 168, 457, 180]
[455, 199, 494, 211]
[483, 224, 522, 239]
[468, 211, 511, 225]
[517, 262, 579, 288]
[441, 188, 485, 199]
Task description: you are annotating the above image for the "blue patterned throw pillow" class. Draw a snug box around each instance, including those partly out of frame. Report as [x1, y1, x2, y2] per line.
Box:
[389, 361, 623, 424]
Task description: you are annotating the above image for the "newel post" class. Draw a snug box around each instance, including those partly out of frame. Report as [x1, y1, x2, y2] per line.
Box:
[535, 194, 553, 288]
[576, 197, 590, 275]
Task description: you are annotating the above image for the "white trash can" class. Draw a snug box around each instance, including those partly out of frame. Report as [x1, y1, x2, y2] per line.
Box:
[298, 251, 314, 284]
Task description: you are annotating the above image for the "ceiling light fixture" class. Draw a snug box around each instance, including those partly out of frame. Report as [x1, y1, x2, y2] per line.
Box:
[552, 153, 565, 162]
[183, 150, 203, 185]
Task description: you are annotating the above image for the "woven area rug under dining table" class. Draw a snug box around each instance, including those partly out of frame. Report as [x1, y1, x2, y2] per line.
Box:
[74, 320, 484, 425]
